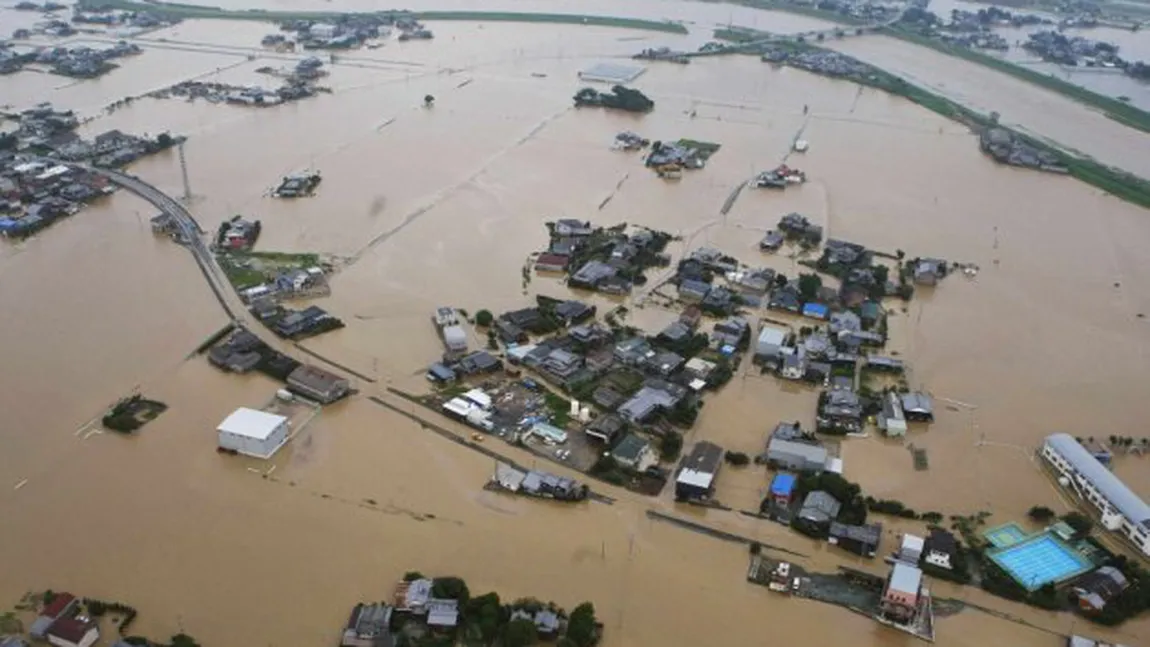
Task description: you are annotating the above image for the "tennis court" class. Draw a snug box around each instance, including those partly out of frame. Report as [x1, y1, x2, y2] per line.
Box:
[984, 523, 1030, 548]
[988, 534, 1093, 591]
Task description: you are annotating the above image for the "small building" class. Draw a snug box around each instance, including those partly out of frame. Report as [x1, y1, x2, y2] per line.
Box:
[287, 364, 350, 403]
[760, 230, 784, 251]
[617, 383, 683, 423]
[880, 563, 924, 624]
[612, 433, 656, 471]
[829, 310, 862, 335]
[217, 407, 290, 459]
[644, 350, 684, 377]
[913, 258, 946, 286]
[534, 253, 569, 273]
[802, 302, 829, 320]
[585, 414, 624, 443]
[769, 472, 797, 506]
[427, 599, 459, 629]
[658, 320, 692, 345]
[765, 437, 827, 473]
[677, 279, 711, 303]
[755, 325, 789, 360]
[829, 522, 882, 558]
[554, 218, 593, 236]
[901, 392, 934, 423]
[529, 422, 568, 444]
[880, 391, 907, 437]
[781, 351, 806, 380]
[45, 617, 99, 647]
[675, 441, 723, 500]
[923, 528, 959, 571]
[554, 300, 595, 325]
[796, 490, 841, 536]
[394, 578, 433, 613]
[899, 533, 925, 564]
[1073, 566, 1130, 613]
[342, 603, 394, 647]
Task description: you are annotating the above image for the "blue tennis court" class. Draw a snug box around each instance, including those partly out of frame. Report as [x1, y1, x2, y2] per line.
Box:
[984, 523, 1029, 548]
[988, 534, 1092, 591]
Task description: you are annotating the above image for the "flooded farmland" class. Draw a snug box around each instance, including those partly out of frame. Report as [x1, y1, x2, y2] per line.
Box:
[1, 2, 1149, 647]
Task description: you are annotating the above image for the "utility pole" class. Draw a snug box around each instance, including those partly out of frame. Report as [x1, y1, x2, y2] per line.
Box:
[178, 140, 192, 203]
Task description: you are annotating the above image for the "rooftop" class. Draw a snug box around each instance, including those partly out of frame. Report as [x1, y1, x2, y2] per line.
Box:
[888, 562, 923, 596]
[1045, 433, 1150, 528]
[217, 407, 287, 440]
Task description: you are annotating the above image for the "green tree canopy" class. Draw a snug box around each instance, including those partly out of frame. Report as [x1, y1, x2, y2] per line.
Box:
[797, 273, 822, 301]
[503, 618, 538, 647]
[475, 309, 494, 327]
[565, 602, 597, 647]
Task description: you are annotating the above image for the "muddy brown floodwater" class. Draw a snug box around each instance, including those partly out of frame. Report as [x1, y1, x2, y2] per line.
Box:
[1, 3, 1149, 647]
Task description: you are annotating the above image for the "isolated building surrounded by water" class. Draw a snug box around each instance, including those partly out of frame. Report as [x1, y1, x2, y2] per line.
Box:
[217, 407, 290, 459]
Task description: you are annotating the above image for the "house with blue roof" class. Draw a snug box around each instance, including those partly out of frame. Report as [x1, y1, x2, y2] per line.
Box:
[769, 472, 797, 506]
[802, 302, 829, 320]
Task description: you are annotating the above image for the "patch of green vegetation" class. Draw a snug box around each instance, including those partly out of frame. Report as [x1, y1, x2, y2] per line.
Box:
[78, 0, 687, 32]
[102, 395, 168, 433]
[241, 250, 321, 265]
[543, 390, 571, 427]
[675, 139, 722, 160]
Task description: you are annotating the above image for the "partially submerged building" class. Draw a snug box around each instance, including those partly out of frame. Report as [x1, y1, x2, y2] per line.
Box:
[217, 407, 290, 459]
[341, 603, 394, 647]
[880, 563, 924, 624]
[795, 490, 841, 536]
[829, 522, 882, 558]
[287, 364, 350, 403]
[765, 437, 828, 473]
[675, 441, 723, 500]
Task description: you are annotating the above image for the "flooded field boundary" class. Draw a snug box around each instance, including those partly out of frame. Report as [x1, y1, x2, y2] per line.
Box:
[77, 0, 689, 33]
[644, 509, 809, 558]
[367, 394, 617, 505]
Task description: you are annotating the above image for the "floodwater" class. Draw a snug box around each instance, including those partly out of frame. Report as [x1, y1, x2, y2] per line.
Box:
[1, 4, 1150, 647]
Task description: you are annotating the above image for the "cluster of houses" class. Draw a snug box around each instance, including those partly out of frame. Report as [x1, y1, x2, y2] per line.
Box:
[533, 220, 671, 295]
[208, 328, 352, 402]
[19, 593, 100, 647]
[341, 579, 569, 647]
[274, 15, 431, 50]
[150, 77, 324, 107]
[35, 41, 141, 78]
[0, 106, 179, 238]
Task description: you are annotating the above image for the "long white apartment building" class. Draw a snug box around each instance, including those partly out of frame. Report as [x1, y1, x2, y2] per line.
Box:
[1041, 433, 1150, 556]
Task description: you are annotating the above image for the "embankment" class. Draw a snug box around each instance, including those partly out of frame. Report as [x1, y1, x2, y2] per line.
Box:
[78, 0, 688, 33]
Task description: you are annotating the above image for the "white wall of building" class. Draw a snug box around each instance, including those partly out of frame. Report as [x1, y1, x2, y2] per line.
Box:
[1042, 440, 1150, 556]
[218, 422, 288, 459]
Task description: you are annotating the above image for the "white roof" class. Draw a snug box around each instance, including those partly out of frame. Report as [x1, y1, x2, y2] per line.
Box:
[463, 389, 492, 409]
[217, 407, 287, 440]
[901, 534, 925, 553]
[676, 469, 714, 489]
[442, 398, 475, 417]
[825, 457, 843, 474]
[758, 325, 788, 347]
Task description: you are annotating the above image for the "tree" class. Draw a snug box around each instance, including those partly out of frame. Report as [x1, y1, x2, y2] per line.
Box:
[464, 592, 503, 642]
[403, 571, 425, 582]
[565, 602, 597, 647]
[431, 576, 470, 604]
[475, 309, 494, 327]
[660, 431, 683, 461]
[1027, 505, 1056, 523]
[797, 273, 822, 301]
[774, 273, 788, 288]
[1061, 511, 1094, 536]
[170, 635, 200, 647]
[156, 132, 173, 148]
[503, 618, 538, 647]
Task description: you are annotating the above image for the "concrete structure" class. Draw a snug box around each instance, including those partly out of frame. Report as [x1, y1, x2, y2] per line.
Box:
[1041, 433, 1150, 556]
[287, 364, 350, 403]
[881, 563, 924, 624]
[217, 407, 290, 459]
[675, 441, 723, 500]
[1073, 566, 1130, 613]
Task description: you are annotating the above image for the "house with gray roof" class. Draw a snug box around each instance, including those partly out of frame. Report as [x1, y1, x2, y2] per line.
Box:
[586, 414, 624, 443]
[612, 433, 655, 470]
[644, 350, 684, 377]
[342, 603, 395, 647]
[677, 279, 711, 303]
[765, 437, 828, 473]
[617, 380, 685, 423]
[541, 348, 583, 379]
[796, 490, 842, 536]
[569, 260, 617, 289]
[901, 392, 934, 422]
[711, 316, 749, 348]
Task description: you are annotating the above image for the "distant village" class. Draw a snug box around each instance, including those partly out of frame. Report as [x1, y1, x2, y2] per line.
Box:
[0, 103, 180, 238]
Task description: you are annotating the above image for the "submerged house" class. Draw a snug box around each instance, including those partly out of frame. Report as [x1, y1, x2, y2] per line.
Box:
[829, 522, 882, 558]
[795, 490, 841, 537]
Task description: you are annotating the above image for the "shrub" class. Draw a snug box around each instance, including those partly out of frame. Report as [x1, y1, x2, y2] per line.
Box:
[660, 432, 683, 461]
[724, 451, 750, 467]
[475, 309, 494, 327]
[1027, 505, 1056, 523]
[1061, 511, 1094, 536]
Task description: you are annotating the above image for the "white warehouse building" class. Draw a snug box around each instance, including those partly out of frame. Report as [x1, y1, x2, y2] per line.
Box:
[1041, 433, 1150, 556]
[217, 407, 290, 459]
